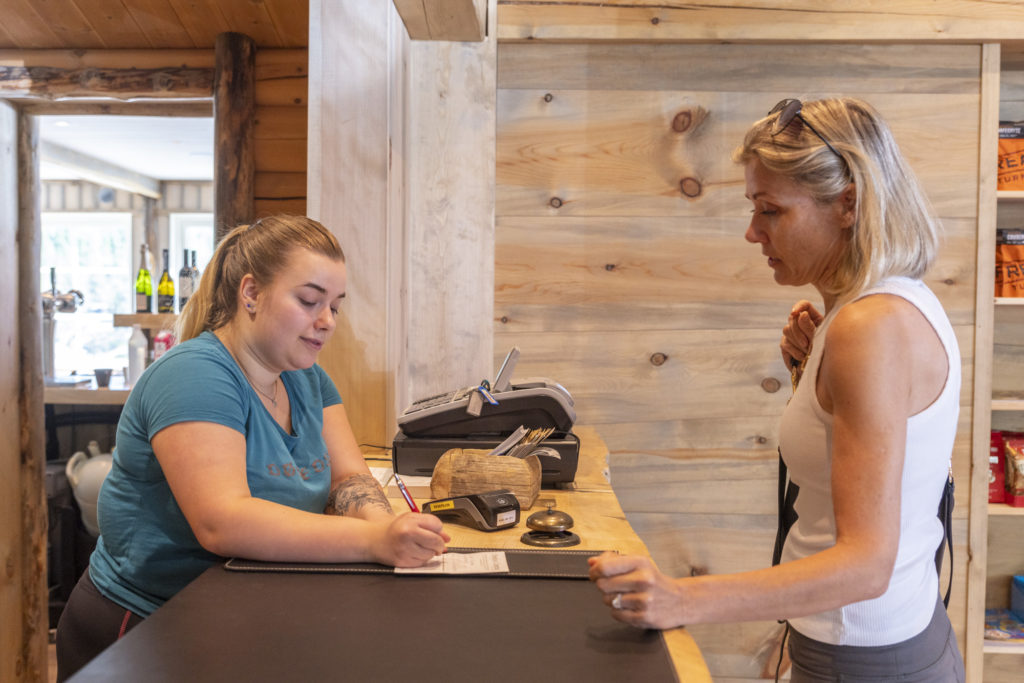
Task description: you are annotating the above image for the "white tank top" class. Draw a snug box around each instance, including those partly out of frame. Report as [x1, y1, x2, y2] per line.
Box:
[778, 277, 960, 646]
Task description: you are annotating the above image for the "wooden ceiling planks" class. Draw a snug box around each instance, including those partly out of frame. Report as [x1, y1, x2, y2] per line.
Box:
[1, 0, 61, 49]
[167, 0, 234, 48]
[0, 0, 308, 49]
[121, 0, 197, 48]
[216, 0, 284, 47]
[15, 0, 104, 49]
[73, 0, 150, 49]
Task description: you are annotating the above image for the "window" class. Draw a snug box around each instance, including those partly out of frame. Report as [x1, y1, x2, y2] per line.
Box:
[169, 212, 214, 276]
[41, 212, 133, 376]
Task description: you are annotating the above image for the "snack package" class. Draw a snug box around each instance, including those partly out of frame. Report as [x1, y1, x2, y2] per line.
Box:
[996, 230, 1024, 297]
[1003, 434, 1024, 507]
[985, 608, 1024, 640]
[999, 121, 1024, 190]
[991, 430, 1007, 504]
[1012, 576, 1024, 623]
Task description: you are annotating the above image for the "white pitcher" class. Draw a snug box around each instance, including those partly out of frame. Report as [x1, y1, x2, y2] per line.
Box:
[65, 440, 113, 537]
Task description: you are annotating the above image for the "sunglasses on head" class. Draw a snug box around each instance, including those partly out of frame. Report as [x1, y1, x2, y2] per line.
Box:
[768, 99, 843, 160]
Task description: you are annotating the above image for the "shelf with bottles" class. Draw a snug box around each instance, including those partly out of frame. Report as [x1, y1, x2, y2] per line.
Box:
[131, 244, 200, 322]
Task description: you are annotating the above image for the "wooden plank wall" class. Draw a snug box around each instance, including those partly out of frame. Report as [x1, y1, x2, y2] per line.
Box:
[495, 43, 981, 680]
[496, 0, 1024, 42]
[253, 49, 307, 220]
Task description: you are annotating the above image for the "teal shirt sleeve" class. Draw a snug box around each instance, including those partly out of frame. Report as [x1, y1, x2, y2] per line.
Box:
[313, 362, 342, 407]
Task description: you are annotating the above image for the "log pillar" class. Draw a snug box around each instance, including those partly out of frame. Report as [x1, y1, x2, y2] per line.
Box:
[214, 32, 255, 240]
[16, 108, 47, 683]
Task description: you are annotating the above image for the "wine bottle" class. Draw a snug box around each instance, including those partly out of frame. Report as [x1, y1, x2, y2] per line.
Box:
[191, 250, 200, 284]
[178, 248, 194, 311]
[135, 244, 152, 313]
[157, 248, 175, 313]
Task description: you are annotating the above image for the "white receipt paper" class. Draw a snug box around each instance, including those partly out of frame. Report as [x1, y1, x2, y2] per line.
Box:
[394, 551, 510, 575]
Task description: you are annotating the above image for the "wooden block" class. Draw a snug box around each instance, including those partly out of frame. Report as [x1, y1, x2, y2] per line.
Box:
[430, 449, 541, 509]
[393, 0, 485, 41]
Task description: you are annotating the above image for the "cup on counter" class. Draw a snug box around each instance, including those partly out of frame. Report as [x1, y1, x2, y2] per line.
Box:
[94, 368, 112, 388]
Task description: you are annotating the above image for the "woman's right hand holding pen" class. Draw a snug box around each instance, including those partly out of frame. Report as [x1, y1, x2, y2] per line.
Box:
[372, 512, 450, 568]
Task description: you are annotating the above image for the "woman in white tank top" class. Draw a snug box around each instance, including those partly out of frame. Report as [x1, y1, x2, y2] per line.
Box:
[588, 97, 964, 682]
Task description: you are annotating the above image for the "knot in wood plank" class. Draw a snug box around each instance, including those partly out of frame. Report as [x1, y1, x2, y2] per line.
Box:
[679, 177, 702, 198]
[672, 110, 692, 132]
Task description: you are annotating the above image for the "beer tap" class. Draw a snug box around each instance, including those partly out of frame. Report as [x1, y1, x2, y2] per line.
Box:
[41, 267, 85, 381]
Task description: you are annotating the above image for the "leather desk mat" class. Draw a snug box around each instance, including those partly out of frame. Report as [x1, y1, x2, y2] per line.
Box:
[224, 546, 602, 579]
[72, 556, 679, 682]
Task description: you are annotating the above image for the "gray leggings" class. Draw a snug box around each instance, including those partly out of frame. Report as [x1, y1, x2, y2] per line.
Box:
[788, 596, 965, 682]
[55, 568, 144, 682]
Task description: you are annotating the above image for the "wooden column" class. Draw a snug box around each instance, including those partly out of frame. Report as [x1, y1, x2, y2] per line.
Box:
[0, 101, 17, 683]
[308, 0, 497, 444]
[14, 108, 46, 683]
[307, 1, 398, 445]
[214, 32, 255, 239]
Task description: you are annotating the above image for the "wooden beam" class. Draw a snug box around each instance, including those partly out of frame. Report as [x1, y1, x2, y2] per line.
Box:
[18, 99, 212, 116]
[0, 50, 215, 69]
[213, 32, 255, 238]
[0, 65, 213, 100]
[497, 0, 1024, 43]
[393, 0, 485, 41]
[16, 109, 47, 683]
[40, 140, 162, 199]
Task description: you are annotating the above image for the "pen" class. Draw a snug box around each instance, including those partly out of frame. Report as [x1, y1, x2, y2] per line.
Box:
[394, 473, 419, 512]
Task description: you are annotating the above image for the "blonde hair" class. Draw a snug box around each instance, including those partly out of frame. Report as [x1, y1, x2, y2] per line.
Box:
[176, 215, 344, 342]
[733, 97, 939, 302]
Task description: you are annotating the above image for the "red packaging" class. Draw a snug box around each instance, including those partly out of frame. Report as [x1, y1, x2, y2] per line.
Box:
[153, 330, 175, 361]
[991, 430, 1006, 504]
[1003, 434, 1024, 507]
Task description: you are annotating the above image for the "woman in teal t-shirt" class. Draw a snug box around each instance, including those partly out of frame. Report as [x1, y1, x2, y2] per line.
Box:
[56, 215, 450, 681]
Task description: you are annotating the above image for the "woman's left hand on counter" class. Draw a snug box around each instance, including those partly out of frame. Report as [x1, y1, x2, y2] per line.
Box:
[588, 552, 685, 630]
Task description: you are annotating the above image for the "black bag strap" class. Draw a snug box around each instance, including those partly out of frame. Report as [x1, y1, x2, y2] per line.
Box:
[773, 449, 799, 683]
[935, 470, 954, 608]
[773, 448, 799, 568]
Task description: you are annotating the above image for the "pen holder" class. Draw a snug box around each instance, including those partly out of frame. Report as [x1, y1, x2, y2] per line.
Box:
[430, 449, 541, 510]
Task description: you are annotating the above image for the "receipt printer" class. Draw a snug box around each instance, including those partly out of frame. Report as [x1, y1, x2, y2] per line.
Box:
[421, 490, 520, 531]
[393, 347, 580, 485]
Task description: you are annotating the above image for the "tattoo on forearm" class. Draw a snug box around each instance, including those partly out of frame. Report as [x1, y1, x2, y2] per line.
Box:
[326, 473, 393, 516]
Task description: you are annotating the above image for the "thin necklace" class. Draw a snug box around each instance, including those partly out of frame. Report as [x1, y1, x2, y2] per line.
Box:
[221, 337, 280, 407]
[239, 365, 279, 407]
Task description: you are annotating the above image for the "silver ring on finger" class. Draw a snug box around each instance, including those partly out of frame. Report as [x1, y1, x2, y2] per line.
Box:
[612, 593, 623, 610]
